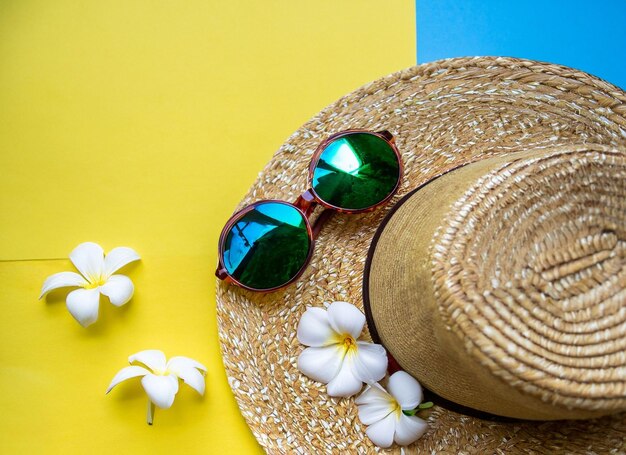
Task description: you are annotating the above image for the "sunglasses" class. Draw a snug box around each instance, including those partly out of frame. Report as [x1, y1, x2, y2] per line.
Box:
[216, 129, 403, 292]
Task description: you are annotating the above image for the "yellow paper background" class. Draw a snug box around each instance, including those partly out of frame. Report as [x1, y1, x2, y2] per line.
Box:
[0, 1, 414, 453]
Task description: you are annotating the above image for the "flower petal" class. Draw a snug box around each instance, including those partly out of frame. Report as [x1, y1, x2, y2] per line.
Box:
[69, 242, 105, 281]
[141, 374, 179, 409]
[39, 271, 87, 298]
[297, 345, 344, 384]
[388, 371, 423, 410]
[355, 383, 391, 406]
[106, 365, 150, 393]
[326, 301, 365, 338]
[326, 356, 363, 397]
[66, 288, 100, 327]
[103, 246, 141, 276]
[394, 414, 428, 446]
[352, 342, 387, 383]
[100, 275, 134, 306]
[365, 411, 396, 448]
[356, 385, 395, 425]
[167, 357, 207, 395]
[129, 350, 167, 373]
[167, 356, 207, 373]
[297, 307, 337, 347]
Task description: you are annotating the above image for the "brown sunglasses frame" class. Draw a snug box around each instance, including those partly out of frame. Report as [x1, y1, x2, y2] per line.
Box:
[215, 129, 403, 292]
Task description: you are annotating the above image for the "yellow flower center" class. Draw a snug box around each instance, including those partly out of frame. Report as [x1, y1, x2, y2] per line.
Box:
[340, 334, 358, 355]
[391, 398, 402, 417]
[84, 276, 106, 289]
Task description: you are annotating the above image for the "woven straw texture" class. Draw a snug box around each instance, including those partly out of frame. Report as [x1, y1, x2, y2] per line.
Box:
[435, 146, 626, 413]
[216, 57, 626, 453]
[367, 145, 626, 420]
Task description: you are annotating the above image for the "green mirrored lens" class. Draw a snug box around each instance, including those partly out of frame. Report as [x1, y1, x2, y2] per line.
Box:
[312, 132, 400, 210]
[222, 201, 311, 290]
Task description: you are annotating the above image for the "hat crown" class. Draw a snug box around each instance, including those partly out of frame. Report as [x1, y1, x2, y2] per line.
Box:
[432, 147, 626, 414]
[368, 145, 626, 419]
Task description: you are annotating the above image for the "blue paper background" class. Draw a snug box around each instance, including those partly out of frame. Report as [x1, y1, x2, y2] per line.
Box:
[417, 0, 626, 89]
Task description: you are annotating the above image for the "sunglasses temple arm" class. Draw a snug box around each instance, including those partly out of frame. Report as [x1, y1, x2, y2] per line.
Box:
[312, 209, 334, 239]
[378, 130, 394, 143]
[216, 265, 238, 286]
[216, 267, 228, 279]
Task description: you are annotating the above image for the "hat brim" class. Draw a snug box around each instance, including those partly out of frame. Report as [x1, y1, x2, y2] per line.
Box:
[217, 57, 626, 453]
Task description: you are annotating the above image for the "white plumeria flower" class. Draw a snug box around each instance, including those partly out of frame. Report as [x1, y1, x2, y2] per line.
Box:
[355, 371, 429, 448]
[106, 349, 207, 424]
[296, 301, 387, 398]
[39, 242, 140, 327]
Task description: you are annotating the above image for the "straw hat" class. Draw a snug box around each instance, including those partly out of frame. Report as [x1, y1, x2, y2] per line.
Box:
[216, 57, 626, 453]
[364, 144, 626, 421]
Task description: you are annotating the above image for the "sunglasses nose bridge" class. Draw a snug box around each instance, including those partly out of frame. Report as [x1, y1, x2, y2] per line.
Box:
[294, 189, 317, 217]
